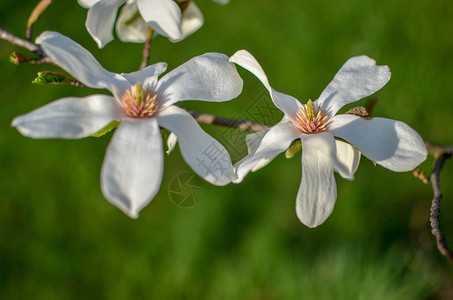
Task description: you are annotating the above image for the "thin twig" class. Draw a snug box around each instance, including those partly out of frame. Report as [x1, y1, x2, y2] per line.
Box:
[183, 108, 269, 132]
[29, 56, 54, 64]
[0, 27, 58, 67]
[429, 151, 453, 262]
[26, 0, 52, 40]
[140, 28, 154, 69]
[0, 27, 44, 56]
[425, 140, 453, 159]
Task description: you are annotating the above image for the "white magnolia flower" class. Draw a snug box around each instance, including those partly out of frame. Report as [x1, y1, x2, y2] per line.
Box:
[79, 0, 228, 48]
[230, 50, 427, 228]
[12, 31, 243, 218]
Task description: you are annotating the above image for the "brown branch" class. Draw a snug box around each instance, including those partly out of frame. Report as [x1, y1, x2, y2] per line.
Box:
[0, 27, 44, 56]
[423, 140, 453, 262]
[0, 27, 60, 67]
[429, 151, 453, 262]
[28, 56, 54, 64]
[26, 0, 52, 40]
[140, 28, 154, 69]
[425, 140, 453, 159]
[183, 108, 269, 132]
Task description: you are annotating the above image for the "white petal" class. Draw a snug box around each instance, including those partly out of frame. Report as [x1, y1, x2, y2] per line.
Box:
[158, 106, 235, 186]
[12, 95, 120, 139]
[121, 62, 167, 85]
[246, 116, 289, 154]
[315, 56, 391, 117]
[335, 140, 361, 180]
[329, 114, 427, 172]
[36, 31, 129, 97]
[166, 132, 178, 155]
[180, 2, 204, 40]
[233, 121, 300, 183]
[101, 118, 164, 218]
[245, 130, 268, 154]
[86, 0, 125, 48]
[296, 133, 337, 228]
[78, 0, 100, 9]
[157, 53, 243, 109]
[116, 2, 149, 43]
[143, 75, 159, 91]
[137, 0, 182, 41]
[229, 50, 302, 123]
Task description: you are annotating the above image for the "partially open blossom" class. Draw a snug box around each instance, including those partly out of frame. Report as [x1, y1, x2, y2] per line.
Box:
[230, 50, 427, 228]
[12, 31, 243, 218]
[79, 0, 229, 48]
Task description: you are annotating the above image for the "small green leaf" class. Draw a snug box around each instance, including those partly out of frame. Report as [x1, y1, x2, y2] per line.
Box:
[32, 71, 84, 86]
[9, 53, 17, 64]
[285, 140, 302, 159]
[90, 121, 120, 138]
[10, 52, 31, 65]
[32, 71, 71, 85]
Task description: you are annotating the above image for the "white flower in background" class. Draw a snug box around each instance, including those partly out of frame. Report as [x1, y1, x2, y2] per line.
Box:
[230, 50, 427, 228]
[12, 31, 243, 218]
[78, 0, 229, 48]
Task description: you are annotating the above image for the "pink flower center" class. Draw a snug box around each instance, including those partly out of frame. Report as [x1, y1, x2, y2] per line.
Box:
[122, 84, 158, 118]
[294, 100, 329, 134]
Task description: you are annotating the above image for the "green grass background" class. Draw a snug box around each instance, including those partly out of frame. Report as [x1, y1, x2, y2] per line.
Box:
[1, 0, 453, 299]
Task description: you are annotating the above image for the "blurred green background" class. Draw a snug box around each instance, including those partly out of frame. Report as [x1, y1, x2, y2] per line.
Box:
[1, 0, 453, 299]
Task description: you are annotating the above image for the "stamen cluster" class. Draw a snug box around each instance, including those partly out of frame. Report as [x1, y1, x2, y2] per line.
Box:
[122, 83, 158, 118]
[294, 100, 329, 134]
